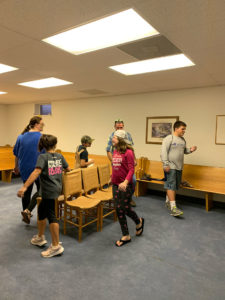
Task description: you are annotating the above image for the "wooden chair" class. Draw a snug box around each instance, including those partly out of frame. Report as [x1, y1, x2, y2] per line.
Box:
[81, 166, 116, 231]
[97, 164, 117, 229]
[63, 169, 101, 242]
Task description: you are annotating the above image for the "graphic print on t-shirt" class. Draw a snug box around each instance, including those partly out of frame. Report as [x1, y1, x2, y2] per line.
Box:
[48, 159, 62, 176]
[112, 153, 122, 168]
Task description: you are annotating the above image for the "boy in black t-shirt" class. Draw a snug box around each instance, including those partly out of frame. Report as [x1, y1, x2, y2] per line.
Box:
[75, 135, 95, 168]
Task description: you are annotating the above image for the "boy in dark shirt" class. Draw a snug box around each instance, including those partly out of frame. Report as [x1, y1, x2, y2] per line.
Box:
[75, 135, 94, 168]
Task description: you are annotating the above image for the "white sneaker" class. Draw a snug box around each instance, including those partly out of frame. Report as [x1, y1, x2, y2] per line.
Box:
[31, 235, 47, 247]
[41, 244, 64, 258]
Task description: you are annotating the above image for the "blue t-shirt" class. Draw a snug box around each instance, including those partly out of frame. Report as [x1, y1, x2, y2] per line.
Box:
[13, 132, 42, 181]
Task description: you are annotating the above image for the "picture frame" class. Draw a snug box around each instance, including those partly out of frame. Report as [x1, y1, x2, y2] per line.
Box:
[215, 115, 225, 145]
[146, 116, 179, 144]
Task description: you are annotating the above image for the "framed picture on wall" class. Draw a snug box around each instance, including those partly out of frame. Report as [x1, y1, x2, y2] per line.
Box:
[146, 116, 179, 144]
[215, 115, 225, 145]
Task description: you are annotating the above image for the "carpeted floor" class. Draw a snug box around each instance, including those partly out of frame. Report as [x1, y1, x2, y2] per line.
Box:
[1, 178, 225, 300]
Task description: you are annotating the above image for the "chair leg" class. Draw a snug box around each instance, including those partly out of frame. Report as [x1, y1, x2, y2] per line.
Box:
[78, 209, 83, 242]
[99, 204, 103, 231]
[64, 203, 67, 234]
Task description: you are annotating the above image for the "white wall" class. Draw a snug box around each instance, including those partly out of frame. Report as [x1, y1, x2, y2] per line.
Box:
[0, 104, 9, 145]
[7, 85, 225, 167]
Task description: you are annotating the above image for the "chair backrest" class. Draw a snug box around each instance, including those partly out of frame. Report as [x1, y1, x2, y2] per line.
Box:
[81, 166, 99, 194]
[63, 169, 82, 198]
[97, 164, 110, 188]
[74, 146, 85, 169]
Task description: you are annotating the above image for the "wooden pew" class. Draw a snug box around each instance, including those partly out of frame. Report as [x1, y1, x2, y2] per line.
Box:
[0, 146, 15, 182]
[135, 158, 225, 211]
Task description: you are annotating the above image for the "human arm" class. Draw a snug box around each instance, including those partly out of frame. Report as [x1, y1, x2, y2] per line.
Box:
[17, 168, 41, 197]
[14, 157, 20, 175]
[118, 150, 134, 191]
[106, 133, 113, 162]
[107, 151, 112, 162]
[80, 158, 94, 167]
[184, 145, 197, 154]
[160, 136, 172, 172]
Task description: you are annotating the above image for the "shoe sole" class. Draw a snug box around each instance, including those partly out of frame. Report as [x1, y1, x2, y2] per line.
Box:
[170, 212, 183, 217]
[41, 247, 64, 258]
[31, 240, 48, 247]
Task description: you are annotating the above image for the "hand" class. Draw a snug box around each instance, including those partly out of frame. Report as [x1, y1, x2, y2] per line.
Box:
[118, 181, 128, 192]
[190, 146, 197, 152]
[164, 166, 170, 173]
[17, 186, 27, 198]
[13, 167, 20, 175]
[89, 159, 94, 164]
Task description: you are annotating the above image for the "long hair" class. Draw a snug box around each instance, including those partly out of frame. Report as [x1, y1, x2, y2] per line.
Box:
[114, 136, 134, 154]
[38, 134, 57, 152]
[21, 116, 42, 134]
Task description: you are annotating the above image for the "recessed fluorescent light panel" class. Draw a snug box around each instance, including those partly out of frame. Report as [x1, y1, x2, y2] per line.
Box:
[0, 63, 18, 74]
[109, 54, 195, 75]
[0, 91, 7, 94]
[18, 77, 73, 89]
[43, 8, 159, 55]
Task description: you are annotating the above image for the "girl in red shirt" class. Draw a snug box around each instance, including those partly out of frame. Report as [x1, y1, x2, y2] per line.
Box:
[111, 130, 144, 247]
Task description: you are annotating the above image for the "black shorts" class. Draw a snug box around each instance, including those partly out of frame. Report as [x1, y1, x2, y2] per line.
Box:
[38, 198, 58, 224]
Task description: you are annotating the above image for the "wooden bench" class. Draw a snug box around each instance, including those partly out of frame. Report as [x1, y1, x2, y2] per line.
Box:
[135, 158, 225, 211]
[0, 146, 14, 182]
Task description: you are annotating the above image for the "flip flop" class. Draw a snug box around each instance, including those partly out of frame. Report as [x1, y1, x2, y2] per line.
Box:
[115, 238, 131, 247]
[136, 218, 145, 236]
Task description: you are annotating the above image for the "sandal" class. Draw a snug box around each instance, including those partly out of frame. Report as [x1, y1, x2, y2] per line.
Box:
[136, 218, 145, 236]
[115, 238, 131, 247]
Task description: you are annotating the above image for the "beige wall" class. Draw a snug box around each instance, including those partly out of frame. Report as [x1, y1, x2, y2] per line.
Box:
[6, 85, 225, 167]
[3, 85, 225, 202]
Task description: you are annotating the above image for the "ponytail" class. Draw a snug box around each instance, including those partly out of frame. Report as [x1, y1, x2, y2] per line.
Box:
[21, 116, 42, 134]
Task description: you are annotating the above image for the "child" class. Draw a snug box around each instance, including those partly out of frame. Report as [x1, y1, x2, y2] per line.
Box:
[75, 135, 94, 168]
[17, 134, 70, 258]
[161, 121, 197, 216]
[111, 130, 144, 247]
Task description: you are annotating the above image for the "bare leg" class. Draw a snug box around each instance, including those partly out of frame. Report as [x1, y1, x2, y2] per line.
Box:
[49, 223, 59, 246]
[167, 190, 176, 202]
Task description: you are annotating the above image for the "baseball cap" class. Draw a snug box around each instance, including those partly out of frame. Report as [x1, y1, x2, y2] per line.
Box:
[113, 130, 131, 145]
[81, 135, 94, 144]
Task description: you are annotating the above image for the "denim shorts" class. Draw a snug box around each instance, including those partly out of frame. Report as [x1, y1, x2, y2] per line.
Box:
[164, 169, 182, 191]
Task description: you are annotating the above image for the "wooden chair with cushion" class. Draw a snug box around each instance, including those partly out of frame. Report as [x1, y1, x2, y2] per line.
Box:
[63, 168, 101, 242]
[81, 166, 116, 231]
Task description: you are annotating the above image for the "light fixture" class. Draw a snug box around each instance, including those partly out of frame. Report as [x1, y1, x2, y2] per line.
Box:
[0, 63, 18, 74]
[18, 77, 73, 89]
[109, 54, 195, 75]
[0, 91, 7, 94]
[43, 8, 159, 55]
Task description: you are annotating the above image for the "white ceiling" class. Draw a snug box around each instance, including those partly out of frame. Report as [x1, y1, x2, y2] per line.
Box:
[0, 0, 224, 104]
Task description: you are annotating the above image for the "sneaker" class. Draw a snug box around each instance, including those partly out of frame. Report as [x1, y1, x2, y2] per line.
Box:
[31, 235, 47, 247]
[130, 199, 136, 207]
[41, 244, 64, 258]
[21, 209, 31, 224]
[165, 201, 171, 210]
[170, 206, 183, 217]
